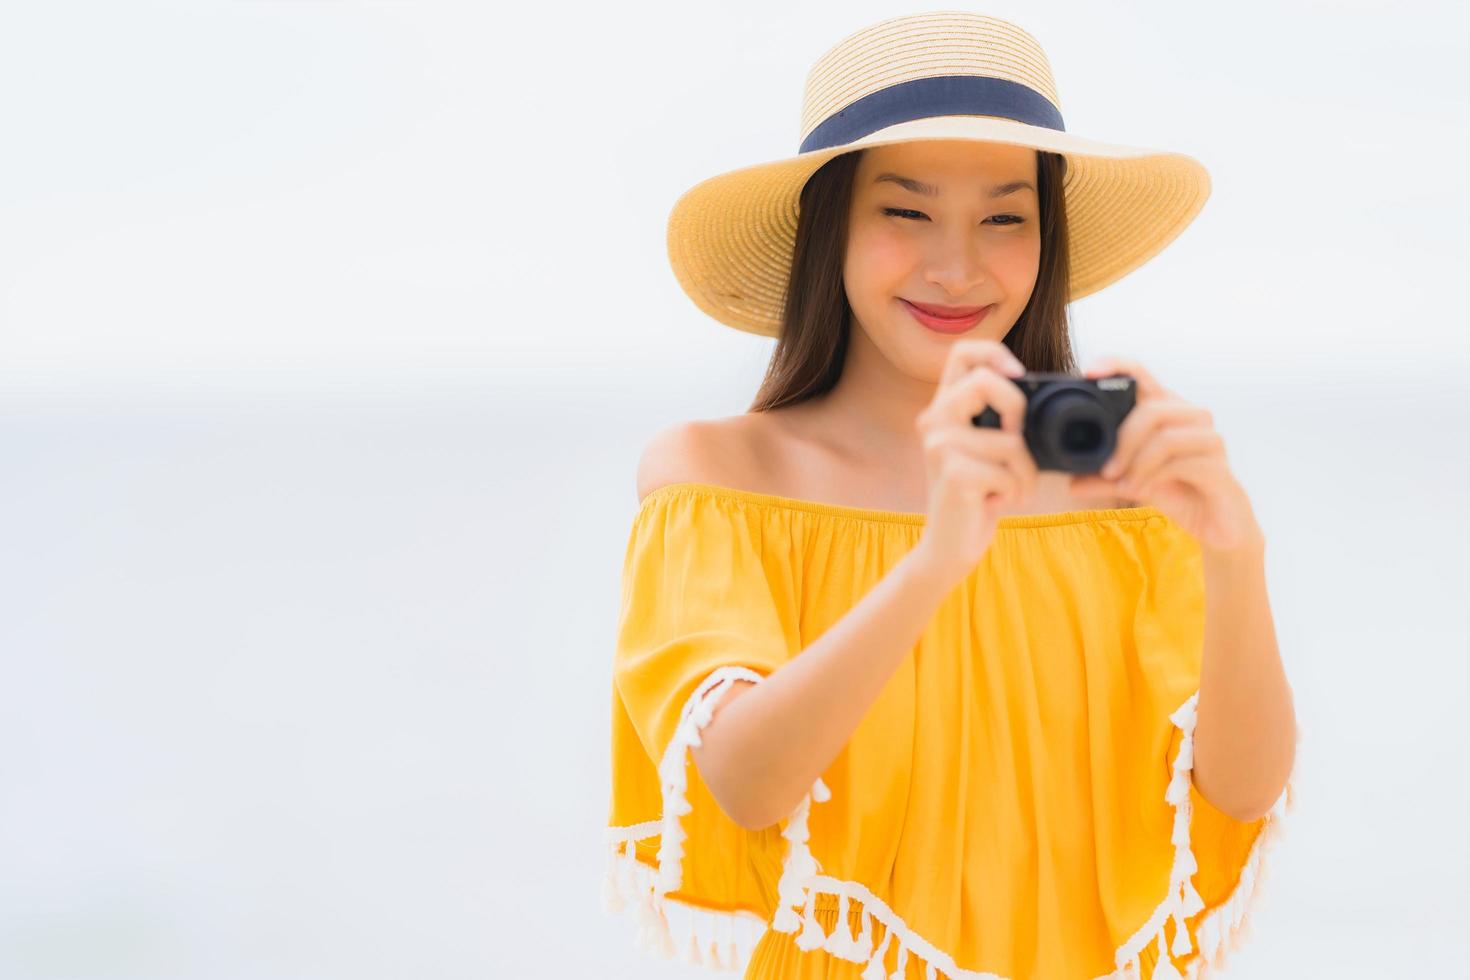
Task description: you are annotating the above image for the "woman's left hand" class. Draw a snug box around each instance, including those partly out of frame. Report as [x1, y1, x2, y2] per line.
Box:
[1069, 357, 1265, 556]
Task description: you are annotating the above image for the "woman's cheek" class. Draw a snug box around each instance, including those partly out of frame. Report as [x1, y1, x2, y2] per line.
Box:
[853, 228, 917, 282]
[1005, 231, 1043, 281]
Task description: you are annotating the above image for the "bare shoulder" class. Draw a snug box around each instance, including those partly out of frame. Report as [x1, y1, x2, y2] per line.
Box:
[634, 415, 769, 504]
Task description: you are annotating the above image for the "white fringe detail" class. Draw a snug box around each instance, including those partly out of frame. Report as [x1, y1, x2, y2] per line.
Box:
[1183, 722, 1297, 980]
[606, 682, 1295, 980]
[604, 831, 767, 969]
[603, 666, 818, 971]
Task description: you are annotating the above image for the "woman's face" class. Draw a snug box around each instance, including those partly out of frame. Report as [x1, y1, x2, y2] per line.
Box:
[843, 140, 1042, 381]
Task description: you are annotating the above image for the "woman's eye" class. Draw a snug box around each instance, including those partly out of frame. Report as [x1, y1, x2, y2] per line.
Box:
[881, 207, 1025, 226]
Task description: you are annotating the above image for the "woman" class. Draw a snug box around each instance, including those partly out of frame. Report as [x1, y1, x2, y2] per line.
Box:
[605, 12, 1298, 980]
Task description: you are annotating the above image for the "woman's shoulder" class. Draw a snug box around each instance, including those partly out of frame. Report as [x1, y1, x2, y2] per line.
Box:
[634, 413, 773, 504]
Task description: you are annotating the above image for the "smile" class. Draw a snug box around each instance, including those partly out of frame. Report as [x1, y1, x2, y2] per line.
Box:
[901, 299, 995, 334]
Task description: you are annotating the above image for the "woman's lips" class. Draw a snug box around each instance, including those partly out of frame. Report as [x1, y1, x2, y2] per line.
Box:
[901, 298, 994, 334]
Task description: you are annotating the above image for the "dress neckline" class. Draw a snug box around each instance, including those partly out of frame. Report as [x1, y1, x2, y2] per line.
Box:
[641, 481, 1166, 529]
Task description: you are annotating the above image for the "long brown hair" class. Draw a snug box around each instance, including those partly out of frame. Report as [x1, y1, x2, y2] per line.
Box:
[749, 148, 1074, 413]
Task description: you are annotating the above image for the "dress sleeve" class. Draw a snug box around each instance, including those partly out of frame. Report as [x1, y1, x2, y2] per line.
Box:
[1153, 696, 1298, 977]
[1121, 522, 1300, 979]
[611, 489, 792, 761]
[603, 488, 821, 971]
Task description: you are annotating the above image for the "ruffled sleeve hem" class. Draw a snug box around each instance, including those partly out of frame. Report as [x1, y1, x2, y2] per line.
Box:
[1111, 690, 1299, 980]
[611, 685, 1297, 980]
[604, 665, 831, 970]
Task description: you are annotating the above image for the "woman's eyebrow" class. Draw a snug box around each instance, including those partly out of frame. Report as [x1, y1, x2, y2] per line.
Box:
[873, 173, 1035, 198]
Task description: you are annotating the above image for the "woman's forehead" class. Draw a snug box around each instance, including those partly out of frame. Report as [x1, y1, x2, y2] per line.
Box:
[856, 142, 1037, 192]
[858, 139, 1034, 178]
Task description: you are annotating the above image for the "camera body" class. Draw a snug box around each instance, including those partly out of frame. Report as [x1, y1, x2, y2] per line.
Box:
[971, 373, 1136, 474]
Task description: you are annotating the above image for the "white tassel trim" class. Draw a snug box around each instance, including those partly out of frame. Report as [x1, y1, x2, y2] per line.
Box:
[607, 680, 1295, 980]
[603, 665, 802, 972]
[762, 690, 1295, 980]
[1184, 725, 1299, 979]
[603, 832, 767, 970]
[1111, 690, 1298, 980]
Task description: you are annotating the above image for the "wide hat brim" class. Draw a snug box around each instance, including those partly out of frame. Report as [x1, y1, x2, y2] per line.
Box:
[666, 114, 1211, 338]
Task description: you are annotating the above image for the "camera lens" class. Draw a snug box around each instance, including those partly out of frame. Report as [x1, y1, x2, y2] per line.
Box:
[1029, 386, 1115, 471]
[1060, 417, 1103, 454]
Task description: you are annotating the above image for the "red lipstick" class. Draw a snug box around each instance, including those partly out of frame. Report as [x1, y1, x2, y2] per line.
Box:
[901, 298, 995, 334]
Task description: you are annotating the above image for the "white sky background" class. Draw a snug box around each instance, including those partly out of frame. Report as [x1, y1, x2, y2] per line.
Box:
[0, 1, 1466, 978]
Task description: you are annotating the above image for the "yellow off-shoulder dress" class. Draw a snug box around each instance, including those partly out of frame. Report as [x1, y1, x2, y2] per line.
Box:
[604, 481, 1296, 980]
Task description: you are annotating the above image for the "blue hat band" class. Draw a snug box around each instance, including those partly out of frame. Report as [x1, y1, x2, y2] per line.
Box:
[799, 74, 1066, 155]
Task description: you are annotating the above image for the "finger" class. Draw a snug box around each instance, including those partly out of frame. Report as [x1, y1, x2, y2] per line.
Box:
[934, 367, 1028, 433]
[1122, 428, 1222, 494]
[942, 453, 1021, 506]
[940, 338, 1025, 388]
[1133, 454, 1216, 501]
[1100, 400, 1210, 480]
[926, 426, 1039, 502]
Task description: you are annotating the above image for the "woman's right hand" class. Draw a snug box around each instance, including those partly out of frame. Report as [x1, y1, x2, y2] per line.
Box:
[912, 339, 1040, 588]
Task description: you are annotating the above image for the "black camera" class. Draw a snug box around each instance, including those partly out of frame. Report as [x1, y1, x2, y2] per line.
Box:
[971, 373, 1136, 474]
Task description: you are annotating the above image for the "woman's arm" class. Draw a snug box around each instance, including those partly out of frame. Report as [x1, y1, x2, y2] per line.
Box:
[691, 545, 954, 831]
[1193, 537, 1297, 822]
[1072, 355, 1297, 824]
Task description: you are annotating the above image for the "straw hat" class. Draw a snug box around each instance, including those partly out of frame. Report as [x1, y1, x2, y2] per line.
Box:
[665, 10, 1212, 338]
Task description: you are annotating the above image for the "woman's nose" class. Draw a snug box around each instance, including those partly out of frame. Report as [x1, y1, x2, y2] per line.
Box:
[923, 234, 988, 294]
